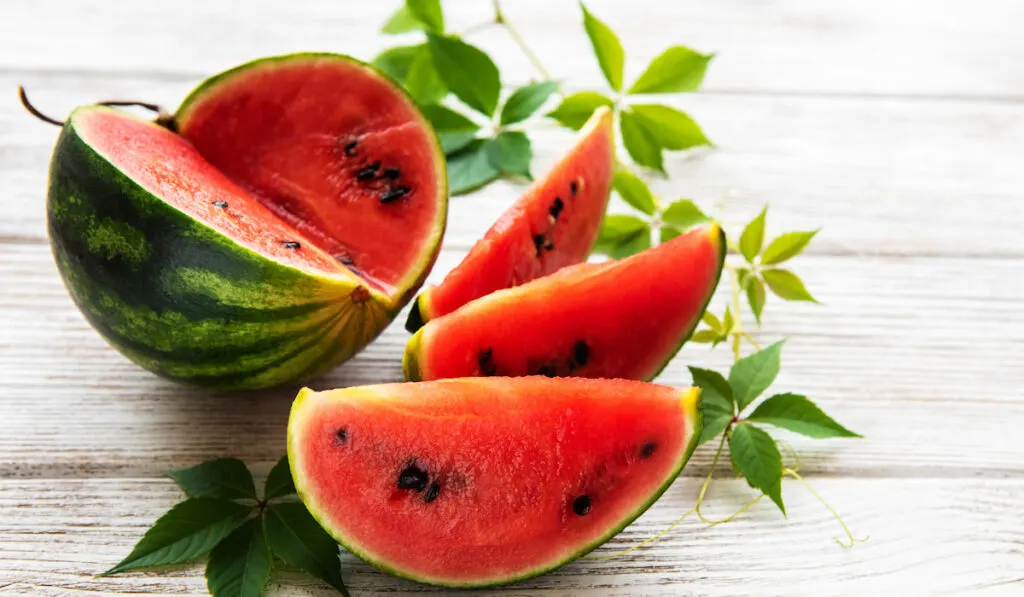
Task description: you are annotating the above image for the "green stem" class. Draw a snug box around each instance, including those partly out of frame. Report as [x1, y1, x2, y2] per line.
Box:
[729, 267, 743, 362]
[784, 468, 868, 549]
[491, 0, 552, 80]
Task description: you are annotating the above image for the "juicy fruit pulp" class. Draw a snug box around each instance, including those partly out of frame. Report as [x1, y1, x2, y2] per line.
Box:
[406, 107, 615, 332]
[45, 53, 447, 389]
[288, 378, 702, 587]
[404, 223, 725, 382]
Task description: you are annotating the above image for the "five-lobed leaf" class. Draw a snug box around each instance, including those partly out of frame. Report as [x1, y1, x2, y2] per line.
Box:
[620, 110, 664, 172]
[547, 91, 614, 130]
[102, 498, 252, 575]
[500, 81, 559, 125]
[628, 46, 713, 94]
[661, 199, 709, 231]
[419, 104, 479, 155]
[205, 518, 272, 597]
[427, 34, 501, 116]
[404, 48, 447, 105]
[406, 0, 444, 33]
[762, 268, 817, 302]
[729, 340, 784, 411]
[486, 132, 533, 179]
[729, 422, 785, 514]
[168, 458, 256, 501]
[613, 170, 657, 215]
[381, 7, 429, 35]
[629, 104, 711, 150]
[447, 140, 500, 195]
[748, 393, 861, 439]
[264, 455, 296, 500]
[761, 230, 819, 265]
[265, 503, 349, 596]
[689, 366, 735, 445]
[580, 3, 625, 91]
[739, 206, 767, 263]
[371, 45, 421, 83]
[746, 275, 767, 324]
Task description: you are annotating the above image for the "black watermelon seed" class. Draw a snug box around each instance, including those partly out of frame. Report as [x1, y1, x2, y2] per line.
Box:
[573, 495, 591, 516]
[335, 428, 348, 445]
[478, 348, 497, 376]
[382, 167, 401, 180]
[570, 180, 579, 196]
[640, 442, 658, 459]
[343, 139, 358, 156]
[356, 162, 382, 180]
[212, 200, 228, 208]
[397, 463, 429, 492]
[573, 340, 590, 367]
[281, 241, 301, 250]
[543, 239, 555, 251]
[533, 234, 546, 256]
[549, 197, 564, 219]
[536, 363, 557, 377]
[380, 186, 410, 203]
[424, 482, 441, 503]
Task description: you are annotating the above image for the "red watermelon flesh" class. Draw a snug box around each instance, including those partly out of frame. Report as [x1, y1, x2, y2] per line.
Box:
[287, 378, 702, 587]
[175, 54, 447, 299]
[404, 223, 725, 382]
[406, 107, 615, 331]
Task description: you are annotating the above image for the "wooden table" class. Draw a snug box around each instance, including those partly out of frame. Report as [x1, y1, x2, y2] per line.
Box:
[2, 1, 1022, 595]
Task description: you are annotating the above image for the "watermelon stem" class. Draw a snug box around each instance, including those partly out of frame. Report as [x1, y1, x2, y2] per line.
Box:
[17, 86, 64, 127]
[95, 99, 176, 130]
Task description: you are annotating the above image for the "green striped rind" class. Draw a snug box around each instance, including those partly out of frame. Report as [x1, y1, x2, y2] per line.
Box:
[47, 107, 392, 390]
[175, 52, 449, 309]
[287, 386, 703, 588]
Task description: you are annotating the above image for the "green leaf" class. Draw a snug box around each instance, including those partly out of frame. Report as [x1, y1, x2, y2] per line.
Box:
[748, 393, 861, 439]
[761, 230, 819, 265]
[729, 422, 785, 514]
[205, 518, 271, 597]
[689, 366, 735, 445]
[427, 35, 500, 116]
[486, 132, 532, 179]
[447, 140, 500, 195]
[736, 267, 752, 289]
[102, 498, 251, 575]
[660, 225, 682, 243]
[407, 0, 444, 33]
[547, 91, 614, 130]
[762, 268, 818, 302]
[264, 456, 295, 500]
[628, 46, 714, 94]
[419, 104, 479, 155]
[747, 276, 766, 324]
[701, 310, 723, 333]
[500, 81, 559, 125]
[721, 305, 735, 335]
[168, 459, 256, 501]
[580, 3, 625, 91]
[404, 48, 447, 105]
[371, 45, 421, 83]
[629, 104, 711, 150]
[612, 170, 657, 215]
[689, 329, 719, 344]
[611, 228, 651, 259]
[595, 214, 649, 252]
[739, 206, 767, 263]
[729, 340, 784, 411]
[381, 7, 428, 35]
[265, 503, 348, 596]
[620, 110, 664, 172]
[662, 199, 709, 230]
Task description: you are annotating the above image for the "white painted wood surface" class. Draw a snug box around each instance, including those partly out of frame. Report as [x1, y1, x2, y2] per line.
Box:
[1, 0, 1022, 595]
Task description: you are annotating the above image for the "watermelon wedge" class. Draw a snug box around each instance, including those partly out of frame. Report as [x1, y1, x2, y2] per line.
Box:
[44, 53, 447, 389]
[404, 223, 725, 382]
[287, 378, 702, 587]
[405, 107, 615, 332]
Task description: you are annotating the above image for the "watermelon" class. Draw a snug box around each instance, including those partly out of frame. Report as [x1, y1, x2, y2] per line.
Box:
[287, 377, 702, 587]
[405, 107, 615, 332]
[404, 223, 725, 382]
[44, 53, 447, 390]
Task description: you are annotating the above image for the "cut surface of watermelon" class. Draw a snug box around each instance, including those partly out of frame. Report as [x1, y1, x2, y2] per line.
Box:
[288, 378, 701, 587]
[404, 223, 725, 382]
[406, 107, 615, 331]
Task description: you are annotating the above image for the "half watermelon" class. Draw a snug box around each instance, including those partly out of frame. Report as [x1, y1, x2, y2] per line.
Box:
[404, 223, 725, 382]
[288, 377, 702, 587]
[405, 107, 615, 332]
[45, 53, 447, 389]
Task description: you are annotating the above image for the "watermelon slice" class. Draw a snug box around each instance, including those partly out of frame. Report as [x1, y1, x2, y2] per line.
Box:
[44, 53, 447, 389]
[405, 107, 615, 332]
[287, 377, 702, 587]
[404, 223, 725, 382]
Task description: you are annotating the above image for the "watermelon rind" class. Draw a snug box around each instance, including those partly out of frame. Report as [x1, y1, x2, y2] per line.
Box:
[287, 385, 703, 588]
